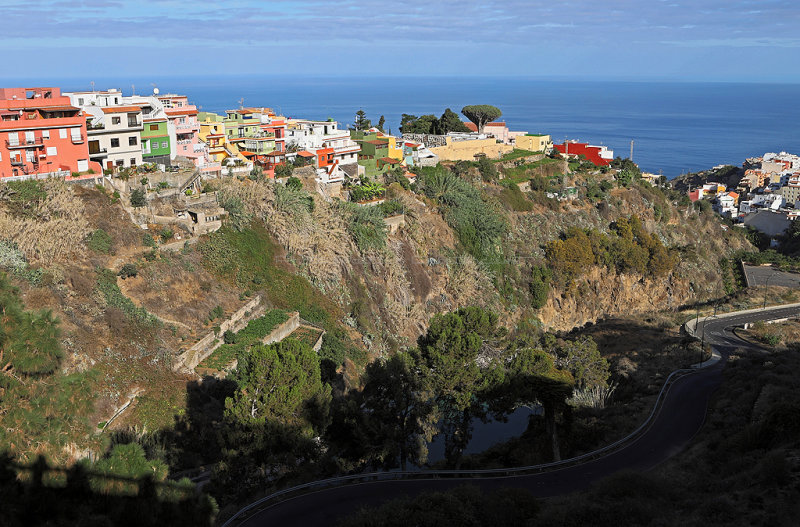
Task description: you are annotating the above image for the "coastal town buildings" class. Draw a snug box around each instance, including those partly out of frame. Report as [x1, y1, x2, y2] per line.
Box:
[554, 141, 614, 166]
[462, 121, 527, 144]
[158, 94, 204, 166]
[81, 105, 144, 170]
[515, 134, 552, 152]
[0, 87, 94, 179]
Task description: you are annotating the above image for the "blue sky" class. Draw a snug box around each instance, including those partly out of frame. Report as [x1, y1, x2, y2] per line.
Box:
[5, 0, 800, 81]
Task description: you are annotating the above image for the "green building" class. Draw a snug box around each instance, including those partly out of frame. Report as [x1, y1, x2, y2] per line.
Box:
[351, 131, 398, 179]
[141, 118, 170, 165]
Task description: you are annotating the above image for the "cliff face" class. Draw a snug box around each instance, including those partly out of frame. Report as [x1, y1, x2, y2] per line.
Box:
[539, 267, 691, 331]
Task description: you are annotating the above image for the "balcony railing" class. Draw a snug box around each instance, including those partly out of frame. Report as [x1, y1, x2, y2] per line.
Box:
[6, 139, 43, 149]
[71, 135, 85, 144]
[127, 120, 141, 128]
[89, 147, 108, 155]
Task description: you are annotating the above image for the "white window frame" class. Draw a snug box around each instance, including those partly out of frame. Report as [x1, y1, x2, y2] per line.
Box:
[42, 130, 50, 139]
[59, 128, 67, 139]
[47, 146, 57, 156]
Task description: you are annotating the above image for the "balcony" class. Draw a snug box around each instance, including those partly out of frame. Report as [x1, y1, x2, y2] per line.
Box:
[127, 120, 141, 129]
[71, 134, 85, 144]
[89, 147, 108, 156]
[6, 139, 43, 149]
[176, 122, 199, 133]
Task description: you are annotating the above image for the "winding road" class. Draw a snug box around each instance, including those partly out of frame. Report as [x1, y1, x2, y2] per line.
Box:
[227, 304, 800, 527]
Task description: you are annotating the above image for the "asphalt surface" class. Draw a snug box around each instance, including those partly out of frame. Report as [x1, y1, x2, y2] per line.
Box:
[742, 264, 800, 288]
[235, 306, 800, 527]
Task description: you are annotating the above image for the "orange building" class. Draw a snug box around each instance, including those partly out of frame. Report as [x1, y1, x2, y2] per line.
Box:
[0, 87, 94, 179]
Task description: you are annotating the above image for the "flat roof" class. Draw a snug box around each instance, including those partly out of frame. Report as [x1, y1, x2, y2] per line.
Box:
[101, 106, 141, 114]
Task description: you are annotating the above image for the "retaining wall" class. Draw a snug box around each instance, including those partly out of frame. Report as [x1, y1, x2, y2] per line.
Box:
[173, 295, 263, 372]
[262, 312, 300, 345]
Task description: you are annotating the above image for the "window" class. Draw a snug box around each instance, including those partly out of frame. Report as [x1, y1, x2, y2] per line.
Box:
[59, 128, 67, 139]
[0, 151, 3, 161]
[26, 150, 35, 162]
[47, 146, 57, 156]
[25, 131, 34, 143]
[149, 124, 159, 131]
[71, 127, 81, 140]
[78, 98, 84, 105]
[130, 158, 136, 166]
[110, 138, 120, 148]
[77, 159, 88, 172]
[129, 136, 137, 146]
[162, 141, 168, 149]
[7, 132, 18, 146]
[115, 160, 123, 167]
[112, 116, 121, 125]
[42, 130, 50, 139]
[179, 117, 185, 124]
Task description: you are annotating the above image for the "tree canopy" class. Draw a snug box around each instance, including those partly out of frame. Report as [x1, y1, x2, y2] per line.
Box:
[461, 105, 502, 134]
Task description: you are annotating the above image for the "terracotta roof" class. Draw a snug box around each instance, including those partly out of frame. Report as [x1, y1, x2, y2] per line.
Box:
[101, 106, 141, 114]
[265, 151, 285, 157]
[297, 150, 315, 157]
[380, 157, 400, 164]
[366, 140, 388, 145]
[165, 108, 198, 116]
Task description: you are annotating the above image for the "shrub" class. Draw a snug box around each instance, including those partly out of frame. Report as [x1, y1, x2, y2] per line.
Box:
[0, 239, 28, 273]
[144, 249, 158, 261]
[348, 205, 387, 252]
[209, 305, 224, 321]
[117, 263, 138, 279]
[140, 177, 149, 186]
[379, 199, 404, 217]
[223, 330, 237, 345]
[159, 228, 173, 243]
[286, 176, 303, 191]
[529, 265, 551, 308]
[87, 229, 113, 254]
[477, 156, 498, 182]
[158, 181, 169, 189]
[142, 233, 157, 248]
[130, 188, 146, 208]
[218, 193, 252, 231]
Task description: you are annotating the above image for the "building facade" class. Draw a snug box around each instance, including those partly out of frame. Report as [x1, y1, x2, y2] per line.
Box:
[0, 87, 92, 179]
[84, 105, 143, 170]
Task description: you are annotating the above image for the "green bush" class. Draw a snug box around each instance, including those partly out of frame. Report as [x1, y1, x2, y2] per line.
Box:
[379, 199, 405, 217]
[142, 233, 157, 248]
[117, 263, 138, 279]
[144, 249, 158, 261]
[420, 165, 507, 261]
[209, 305, 224, 321]
[218, 193, 252, 231]
[348, 205, 387, 252]
[223, 330, 237, 345]
[286, 176, 303, 190]
[87, 229, 113, 254]
[160, 228, 174, 243]
[130, 188, 146, 208]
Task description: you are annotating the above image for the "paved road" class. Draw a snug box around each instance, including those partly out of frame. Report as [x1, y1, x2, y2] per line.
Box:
[742, 264, 800, 289]
[233, 306, 799, 527]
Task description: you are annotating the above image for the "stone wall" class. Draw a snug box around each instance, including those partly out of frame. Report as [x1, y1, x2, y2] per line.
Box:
[262, 311, 300, 345]
[385, 214, 406, 234]
[402, 133, 448, 148]
[430, 138, 513, 161]
[173, 295, 263, 372]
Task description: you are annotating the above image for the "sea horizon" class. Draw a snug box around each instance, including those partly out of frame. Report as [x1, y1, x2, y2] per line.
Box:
[8, 76, 799, 178]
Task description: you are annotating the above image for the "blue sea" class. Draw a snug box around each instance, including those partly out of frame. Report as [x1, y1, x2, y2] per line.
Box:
[37, 76, 800, 178]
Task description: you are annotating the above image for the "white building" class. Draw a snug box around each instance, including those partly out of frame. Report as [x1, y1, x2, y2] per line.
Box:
[81, 105, 143, 170]
[286, 119, 360, 183]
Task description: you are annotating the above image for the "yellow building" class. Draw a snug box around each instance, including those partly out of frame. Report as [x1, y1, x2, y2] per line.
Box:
[198, 118, 246, 164]
[429, 137, 513, 162]
[514, 134, 551, 152]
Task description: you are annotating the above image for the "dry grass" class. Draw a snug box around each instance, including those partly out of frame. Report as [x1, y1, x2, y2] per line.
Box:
[0, 179, 90, 263]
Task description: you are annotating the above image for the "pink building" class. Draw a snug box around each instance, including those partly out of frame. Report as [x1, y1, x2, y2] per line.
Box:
[463, 121, 527, 144]
[157, 94, 206, 166]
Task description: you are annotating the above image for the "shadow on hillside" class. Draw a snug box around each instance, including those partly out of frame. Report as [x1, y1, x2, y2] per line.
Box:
[0, 452, 215, 527]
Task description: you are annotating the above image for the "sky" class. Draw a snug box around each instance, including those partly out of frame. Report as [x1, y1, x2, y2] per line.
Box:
[4, 0, 800, 82]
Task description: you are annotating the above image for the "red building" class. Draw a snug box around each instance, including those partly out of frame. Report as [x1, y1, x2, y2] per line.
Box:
[0, 87, 94, 179]
[554, 141, 614, 166]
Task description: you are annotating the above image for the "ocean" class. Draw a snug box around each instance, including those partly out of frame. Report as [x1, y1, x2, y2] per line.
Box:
[49, 76, 800, 178]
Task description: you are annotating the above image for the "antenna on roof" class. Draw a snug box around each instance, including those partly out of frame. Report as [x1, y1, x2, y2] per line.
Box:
[90, 81, 95, 92]
[131, 84, 136, 95]
[239, 98, 244, 109]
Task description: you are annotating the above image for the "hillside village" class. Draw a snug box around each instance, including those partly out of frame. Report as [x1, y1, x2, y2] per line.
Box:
[0, 85, 607, 190]
[3, 84, 788, 526]
[684, 151, 800, 242]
